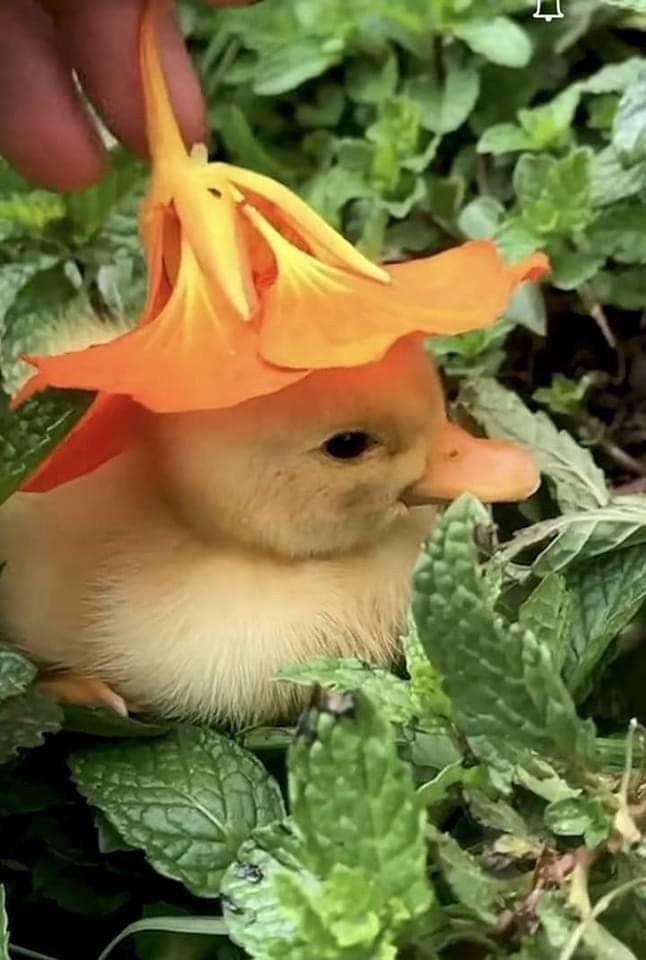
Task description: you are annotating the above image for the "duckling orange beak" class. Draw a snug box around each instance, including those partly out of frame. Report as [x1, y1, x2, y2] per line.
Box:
[402, 421, 540, 505]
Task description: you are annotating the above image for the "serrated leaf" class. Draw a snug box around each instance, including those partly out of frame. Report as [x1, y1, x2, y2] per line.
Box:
[565, 543, 646, 699]
[477, 122, 534, 155]
[402, 612, 453, 722]
[612, 73, 646, 162]
[223, 692, 433, 958]
[582, 57, 646, 94]
[276, 657, 416, 726]
[499, 496, 646, 573]
[454, 17, 532, 68]
[64, 148, 145, 243]
[252, 39, 340, 95]
[549, 249, 605, 290]
[514, 149, 594, 238]
[504, 283, 546, 336]
[0, 191, 65, 233]
[413, 496, 595, 768]
[518, 575, 573, 675]
[406, 49, 480, 134]
[62, 704, 171, 738]
[458, 196, 505, 240]
[345, 55, 397, 105]
[0, 886, 8, 960]
[367, 96, 421, 192]
[590, 267, 646, 309]
[427, 824, 500, 926]
[544, 795, 612, 847]
[459, 378, 609, 513]
[214, 104, 297, 181]
[288, 693, 430, 915]
[585, 206, 646, 264]
[517, 86, 582, 149]
[0, 389, 94, 505]
[0, 689, 63, 764]
[533, 373, 596, 418]
[70, 726, 285, 896]
[0, 645, 36, 702]
[494, 216, 544, 262]
[0, 258, 57, 332]
[590, 146, 646, 206]
[221, 824, 302, 956]
[1, 262, 125, 394]
[463, 783, 532, 837]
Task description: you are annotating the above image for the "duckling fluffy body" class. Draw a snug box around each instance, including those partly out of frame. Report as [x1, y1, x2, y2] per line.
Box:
[0, 339, 441, 724]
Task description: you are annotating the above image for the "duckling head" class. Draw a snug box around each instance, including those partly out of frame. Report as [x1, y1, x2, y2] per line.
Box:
[145, 338, 539, 560]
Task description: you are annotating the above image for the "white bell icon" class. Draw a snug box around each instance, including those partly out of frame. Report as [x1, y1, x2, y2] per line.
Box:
[533, 0, 564, 19]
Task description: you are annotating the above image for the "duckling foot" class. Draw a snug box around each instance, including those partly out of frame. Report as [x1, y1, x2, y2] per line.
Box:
[36, 673, 128, 717]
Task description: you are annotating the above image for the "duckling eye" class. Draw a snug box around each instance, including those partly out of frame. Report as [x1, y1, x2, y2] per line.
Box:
[322, 431, 375, 461]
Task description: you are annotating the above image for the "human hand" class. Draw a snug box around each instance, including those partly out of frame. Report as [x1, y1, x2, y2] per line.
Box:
[0, 0, 256, 192]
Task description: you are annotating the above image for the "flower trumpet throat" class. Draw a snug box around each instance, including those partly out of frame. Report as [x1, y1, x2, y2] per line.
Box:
[18, 0, 548, 498]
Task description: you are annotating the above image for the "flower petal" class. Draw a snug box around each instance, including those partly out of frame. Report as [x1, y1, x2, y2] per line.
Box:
[387, 244, 550, 335]
[20, 394, 145, 493]
[247, 209, 549, 369]
[139, 0, 254, 320]
[24, 237, 308, 413]
[214, 163, 390, 285]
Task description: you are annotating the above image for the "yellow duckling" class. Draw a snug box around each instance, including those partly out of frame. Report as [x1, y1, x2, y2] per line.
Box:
[0, 0, 546, 724]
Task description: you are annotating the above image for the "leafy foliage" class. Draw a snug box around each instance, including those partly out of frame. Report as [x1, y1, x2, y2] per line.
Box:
[2, 2, 646, 959]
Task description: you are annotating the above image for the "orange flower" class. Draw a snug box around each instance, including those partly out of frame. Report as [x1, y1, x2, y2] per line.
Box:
[16, 0, 549, 491]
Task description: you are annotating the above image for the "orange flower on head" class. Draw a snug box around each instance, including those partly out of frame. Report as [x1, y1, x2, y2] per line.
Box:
[17, 0, 549, 492]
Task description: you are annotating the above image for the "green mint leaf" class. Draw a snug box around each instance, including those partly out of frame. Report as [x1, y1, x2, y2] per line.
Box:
[288, 692, 431, 919]
[612, 72, 646, 163]
[476, 122, 534, 156]
[0, 191, 65, 234]
[426, 824, 500, 926]
[463, 783, 533, 838]
[518, 574, 573, 676]
[70, 726, 285, 896]
[514, 148, 594, 238]
[252, 39, 340, 95]
[345, 55, 398, 105]
[493, 216, 544, 262]
[0, 689, 63, 765]
[585, 205, 646, 264]
[453, 17, 532, 68]
[62, 704, 171, 738]
[589, 267, 646, 309]
[582, 57, 646, 94]
[565, 543, 646, 700]
[223, 692, 433, 957]
[548, 249, 605, 290]
[0, 389, 94, 506]
[459, 378, 609, 513]
[458, 196, 505, 240]
[276, 657, 416, 726]
[64, 148, 145, 244]
[544, 796, 613, 847]
[499, 496, 646, 574]
[533, 373, 596, 418]
[367, 97, 421, 192]
[413, 496, 595, 767]
[402, 612, 453, 722]
[0, 645, 36, 702]
[406, 48, 480, 134]
[590, 146, 646, 206]
[516, 86, 582, 150]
